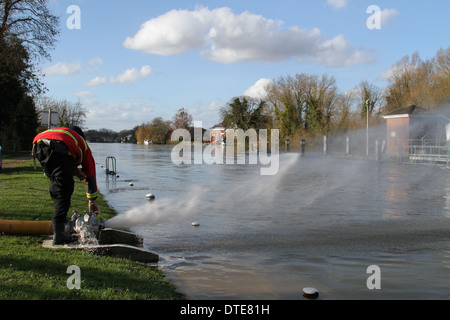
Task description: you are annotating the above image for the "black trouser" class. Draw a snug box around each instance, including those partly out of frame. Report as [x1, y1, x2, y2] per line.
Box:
[34, 141, 75, 224]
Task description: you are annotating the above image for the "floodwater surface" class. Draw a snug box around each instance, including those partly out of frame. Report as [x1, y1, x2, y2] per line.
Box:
[90, 143, 450, 300]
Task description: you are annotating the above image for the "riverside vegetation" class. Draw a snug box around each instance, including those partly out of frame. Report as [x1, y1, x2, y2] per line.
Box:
[0, 153, 184, 300]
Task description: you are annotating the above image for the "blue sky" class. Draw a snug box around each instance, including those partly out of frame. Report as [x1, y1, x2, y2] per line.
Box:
[39, 0, 450, 131]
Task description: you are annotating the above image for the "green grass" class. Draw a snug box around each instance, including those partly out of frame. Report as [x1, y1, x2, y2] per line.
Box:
[0, 159, 184, 300]
[0, 161, 117, 221]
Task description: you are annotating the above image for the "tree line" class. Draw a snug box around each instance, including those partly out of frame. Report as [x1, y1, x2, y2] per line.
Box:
[221, 47, 450, 144]
[136, 47, 450, 146]
[134, 108, 193, 144]
[0, 0, 59, 151]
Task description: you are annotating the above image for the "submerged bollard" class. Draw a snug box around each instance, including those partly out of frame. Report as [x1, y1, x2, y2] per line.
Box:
[303, 287, 319, 299]
[375, 139, 382, 161]
[346, 136, 351, 155]
[300, 140, 306, 157]
[323, 135, 328, 155]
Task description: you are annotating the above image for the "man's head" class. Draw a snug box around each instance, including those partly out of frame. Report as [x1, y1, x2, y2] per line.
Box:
[69, 126, 85, 139]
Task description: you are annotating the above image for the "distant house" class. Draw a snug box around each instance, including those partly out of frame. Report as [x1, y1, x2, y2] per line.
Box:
[382, 105, 450, 157]
[209, 124, 226, 144]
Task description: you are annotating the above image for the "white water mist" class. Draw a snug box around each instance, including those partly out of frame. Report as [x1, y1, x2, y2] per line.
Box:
[105, 153, 299, 229]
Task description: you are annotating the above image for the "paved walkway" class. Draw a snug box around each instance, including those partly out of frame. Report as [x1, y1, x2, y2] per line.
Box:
[1, 155, 32, 169]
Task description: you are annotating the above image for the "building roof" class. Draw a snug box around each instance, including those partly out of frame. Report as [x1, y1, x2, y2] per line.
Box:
[383, 104, 450, 126]
[383, 105, 427, 119]
[210, 123, 226, 130]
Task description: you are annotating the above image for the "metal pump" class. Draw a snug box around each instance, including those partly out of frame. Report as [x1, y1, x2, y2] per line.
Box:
[67, 210, 105, 234]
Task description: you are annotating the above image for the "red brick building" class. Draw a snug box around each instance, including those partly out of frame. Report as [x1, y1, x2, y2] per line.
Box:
[209, 124, 226, 144]
[382, 105, 450, 157]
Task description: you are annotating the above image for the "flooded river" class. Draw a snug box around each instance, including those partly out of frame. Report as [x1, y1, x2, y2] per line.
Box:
[90, 143, 450, 300]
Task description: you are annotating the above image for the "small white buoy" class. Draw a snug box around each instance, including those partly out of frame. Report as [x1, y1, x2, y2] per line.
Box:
[146, 193, 155, 200]
[116, 175, 119, 178]
[129, 183, 134, 186]
[302, 287, 319, 299]
[191, 222, 200, 227]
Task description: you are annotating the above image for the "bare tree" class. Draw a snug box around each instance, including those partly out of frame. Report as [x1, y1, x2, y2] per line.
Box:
[265, 73, 338, 137]
[0, 0, 60, 61]
[332, 91, 354, 134]
[135, 118, 172, 144]
[433, 47, 450, 108]
[0, 0, 59, 149]
[36, 97, 87, 128]
[265, 75, 305, 137]
[357, 80, 382, 119]
[383, 49, 450, 112]
[303, 74, 338, 135]
[172, 107, 193, 130]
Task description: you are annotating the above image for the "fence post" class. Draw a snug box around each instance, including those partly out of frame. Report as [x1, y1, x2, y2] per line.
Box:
[346, 136, 351, 155]
[375, 139, 382, 161]
[323, 135, 328, 155]
[300, 139, 306, 157]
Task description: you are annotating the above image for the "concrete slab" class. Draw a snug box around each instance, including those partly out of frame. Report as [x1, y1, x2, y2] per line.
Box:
[88, 244, 159, 263]
[98, 228, 143, 247]
[42, 228, 159, 263]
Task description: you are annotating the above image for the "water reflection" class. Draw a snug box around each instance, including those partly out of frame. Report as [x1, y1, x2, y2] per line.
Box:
[383, 165, 411, 217]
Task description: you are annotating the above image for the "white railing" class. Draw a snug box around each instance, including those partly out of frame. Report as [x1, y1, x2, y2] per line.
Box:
[409, 139, 450, 164]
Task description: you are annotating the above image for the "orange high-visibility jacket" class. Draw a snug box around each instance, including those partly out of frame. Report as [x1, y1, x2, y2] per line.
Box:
[33, 127, 99, 200]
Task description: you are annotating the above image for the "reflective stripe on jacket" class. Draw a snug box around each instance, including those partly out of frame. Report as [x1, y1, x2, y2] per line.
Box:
[33, 127, 98, 200]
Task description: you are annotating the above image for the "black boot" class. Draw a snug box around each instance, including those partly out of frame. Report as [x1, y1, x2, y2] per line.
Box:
[53, 222, 77, 245]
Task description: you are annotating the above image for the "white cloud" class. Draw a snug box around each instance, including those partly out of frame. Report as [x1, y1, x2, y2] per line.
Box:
[89, 57, 103, 65]
[244, 78, 274, 98]
[190, 100, 223, 128]
[306, 34, 375, 67]
[201, 9, 323, 64]
[43, 62, 82, 75]
[123, 8, 209, 55]
[84, 65, 152, 87]
[84, 76, 107, 87]
[381, 8, 399, 27]
[85, 102, 156, 131]
[87, 57, 103, 71]
[110, 65, 153, 85]
[326, 0, 349, 10]
[378, 65, 400, 81]
[42, 58, 105, 75]
[124, 6, 375, 67]
[75, 91, 96, 99]
[75, 91, 97, 105]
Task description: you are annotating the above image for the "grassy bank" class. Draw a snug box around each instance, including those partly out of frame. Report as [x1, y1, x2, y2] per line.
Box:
[0, 157, 184, 300]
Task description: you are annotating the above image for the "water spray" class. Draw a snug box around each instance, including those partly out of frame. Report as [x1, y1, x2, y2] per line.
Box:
[66, 210, 105, 245]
